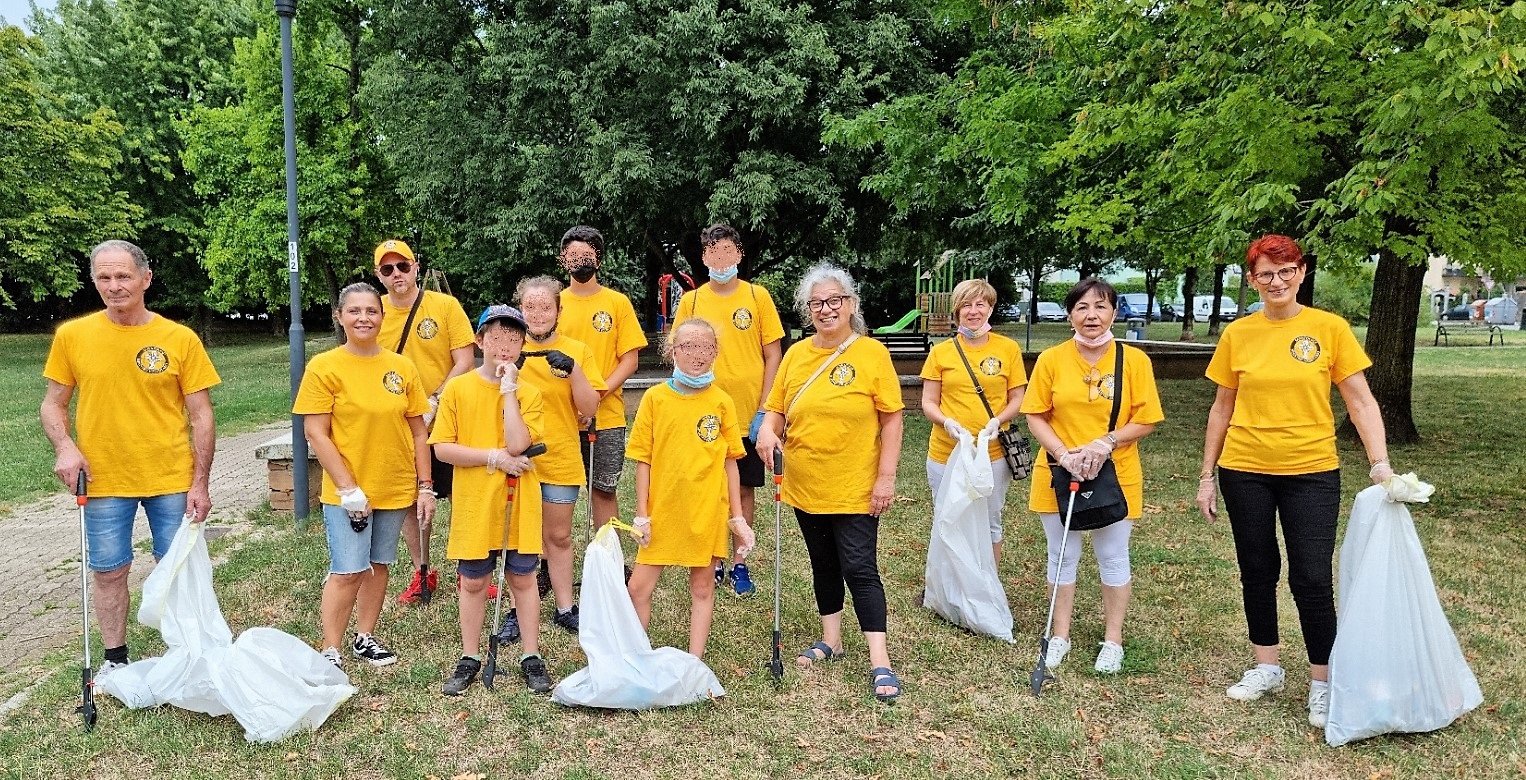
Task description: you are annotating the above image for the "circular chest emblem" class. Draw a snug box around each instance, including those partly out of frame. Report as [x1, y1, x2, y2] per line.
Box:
[978, 356, 1002, 376]
[732, 308, 754, 331]
[828, 362, 856, 387]
[416, 318, 439, 339]
[696, 414, 722, 442]
[135, 346, 169, 374]
[382, 370, 406, 395]
[592, 311, 614, 332]
[1290, 336, 1321, 363]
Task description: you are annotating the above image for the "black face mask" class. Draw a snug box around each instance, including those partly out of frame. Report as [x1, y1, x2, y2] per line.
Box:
[569, 264, 597, 283]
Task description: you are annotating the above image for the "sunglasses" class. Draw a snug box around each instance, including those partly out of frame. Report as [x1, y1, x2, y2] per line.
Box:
[377, 261, 413, 277]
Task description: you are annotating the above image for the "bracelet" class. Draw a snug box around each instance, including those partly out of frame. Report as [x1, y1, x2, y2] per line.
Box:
[417, 479, 434, 489]
[418, 488, 437, 497]
[1199, 476, 1215, 483]
[486, 450, 499, 474]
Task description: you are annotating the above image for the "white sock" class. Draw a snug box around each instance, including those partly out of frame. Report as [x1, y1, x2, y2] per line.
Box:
[1256, 663, 1283, 674]
[1310, 679, 1329, 691]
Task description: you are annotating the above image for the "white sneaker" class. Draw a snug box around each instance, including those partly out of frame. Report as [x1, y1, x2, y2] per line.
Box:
[1226, 666, 1285, 701]
[320, 646, 343, 668]
[1044, 636, 1072, 670]
[1308, 683, 1330, 728]
[96, 659, 129, 678]
[1093, 641, 1124, 674]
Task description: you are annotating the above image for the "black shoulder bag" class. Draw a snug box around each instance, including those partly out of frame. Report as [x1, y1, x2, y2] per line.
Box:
[394, 290, 426, 354]
[952, 337, 1033, 480]
[1048, 343, 1128, 530]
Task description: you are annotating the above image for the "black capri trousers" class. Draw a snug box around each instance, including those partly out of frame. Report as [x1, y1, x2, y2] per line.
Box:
[794, 509, 888, 633]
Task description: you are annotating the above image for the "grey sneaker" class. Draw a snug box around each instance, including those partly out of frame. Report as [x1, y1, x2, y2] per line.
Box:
[442, 656, 481, 696]
[320, 647, 343, 668]
[520, 655, 553, 694]
[351, 633, 398, 667]
[1044, 636, 1072, 670]
[1308, 683, 1330, 728]
[495, 608, 521, 644]
[1226, 666, 1285, 701]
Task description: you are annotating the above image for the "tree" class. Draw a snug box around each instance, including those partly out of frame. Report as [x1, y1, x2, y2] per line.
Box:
[0, 26, 137, 311]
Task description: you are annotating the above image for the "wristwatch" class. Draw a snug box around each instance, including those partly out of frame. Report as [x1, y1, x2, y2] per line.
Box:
[1104, 432, 1118, 447]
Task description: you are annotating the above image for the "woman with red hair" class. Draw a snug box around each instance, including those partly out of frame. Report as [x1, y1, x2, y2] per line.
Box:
[1195, 234, 1395, 729]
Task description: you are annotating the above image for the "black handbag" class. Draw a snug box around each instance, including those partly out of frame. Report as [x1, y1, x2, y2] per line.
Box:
[1048, 343, 1128, 531]
[952, 337, 1033, 480]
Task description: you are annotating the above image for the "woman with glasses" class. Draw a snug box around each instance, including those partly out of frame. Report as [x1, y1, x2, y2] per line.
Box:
[1021, 277, 1163, 675]
[1196, 234, 1393, 729]
[754, 263, 905, 703]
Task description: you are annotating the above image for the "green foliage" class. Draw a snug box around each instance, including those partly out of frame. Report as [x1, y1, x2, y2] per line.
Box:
[0, 26, 137, 307]
[1315, 263, 1377, 325]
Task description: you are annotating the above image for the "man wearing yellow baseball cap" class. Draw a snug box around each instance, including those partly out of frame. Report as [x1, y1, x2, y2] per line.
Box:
[373, 239, 475, 604]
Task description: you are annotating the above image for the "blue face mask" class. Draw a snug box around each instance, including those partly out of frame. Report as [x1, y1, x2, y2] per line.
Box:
[671, 367, 715, 389]
[708, 264, 739, 284]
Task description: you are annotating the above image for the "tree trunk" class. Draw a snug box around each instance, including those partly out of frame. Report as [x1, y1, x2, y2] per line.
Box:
[1297, 253, 1317, 307]
[1341, 247, 1424, 444]
[1179, 265, 1198, 340]
[1207, 263, 1226, 336]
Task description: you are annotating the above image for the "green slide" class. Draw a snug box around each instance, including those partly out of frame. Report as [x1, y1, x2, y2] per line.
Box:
[873, 309, 922, 334]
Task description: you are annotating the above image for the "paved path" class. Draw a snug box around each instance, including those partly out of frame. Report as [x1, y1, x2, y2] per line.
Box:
[0, 425, 285, 686]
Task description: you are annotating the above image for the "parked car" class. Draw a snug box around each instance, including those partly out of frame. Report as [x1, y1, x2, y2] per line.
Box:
[996, 302, 1026, 322]
[1118, 293, 1174, 322]
[1441, 304, 1472, 321]
[1036, 301, 1068, 322]
[1192, 295, 1240, 322]
[1246, 301, 1265, 315]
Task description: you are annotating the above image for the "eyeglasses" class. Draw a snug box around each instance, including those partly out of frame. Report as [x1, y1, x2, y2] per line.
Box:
[377, 261, 413, 277]
[1252, 266, 1300, 284]
[806, 295, 851, 313]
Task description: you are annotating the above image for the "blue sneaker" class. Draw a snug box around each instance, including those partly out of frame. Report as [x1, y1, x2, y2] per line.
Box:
[731, 563, 756, 597]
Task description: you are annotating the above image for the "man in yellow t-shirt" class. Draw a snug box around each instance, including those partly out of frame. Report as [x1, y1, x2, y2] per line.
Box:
[373, 239, 476, 604]
[41, 240, 221, 673]
[555, 226, 647, 533]
[672, 224, 784, 596]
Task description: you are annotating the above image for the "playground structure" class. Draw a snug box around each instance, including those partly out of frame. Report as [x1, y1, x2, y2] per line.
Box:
[915, 250, 967, 336]
[655, 271, 696, 332]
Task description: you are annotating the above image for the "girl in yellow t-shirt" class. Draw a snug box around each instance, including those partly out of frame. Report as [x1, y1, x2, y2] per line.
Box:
[294, 283, 433, 669]
[626, 319, 755, 659]
[1022, 278, 1163, 677]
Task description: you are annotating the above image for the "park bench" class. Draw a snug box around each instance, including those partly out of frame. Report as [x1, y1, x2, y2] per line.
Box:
[871, 331, 932, 359]
[1433, 321, 1505, 347]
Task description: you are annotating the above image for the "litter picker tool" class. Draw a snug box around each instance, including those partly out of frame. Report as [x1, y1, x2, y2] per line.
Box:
[417, 508, 433, 606]
[1030, 480, 1080, 697]
[74, 470, 97, 731]
[768, 449, 786, 687]
[485, 442, 547, 690]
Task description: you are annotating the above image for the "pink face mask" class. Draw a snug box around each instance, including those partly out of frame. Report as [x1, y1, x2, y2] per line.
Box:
[958, 323, 991, 339]
[1073, 330, 1114, 349]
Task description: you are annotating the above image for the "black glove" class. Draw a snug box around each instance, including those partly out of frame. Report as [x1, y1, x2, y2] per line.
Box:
[544, 349, 574, 375]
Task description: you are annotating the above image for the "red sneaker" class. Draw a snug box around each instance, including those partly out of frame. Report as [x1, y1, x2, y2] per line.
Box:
[397, 568, 439, 604]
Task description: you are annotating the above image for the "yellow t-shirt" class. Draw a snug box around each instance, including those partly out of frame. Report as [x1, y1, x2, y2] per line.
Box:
[378, 290, 474, 395]
[292, 347, 430, 509]
[1020, 341, 1164, 517]
[429, 373, 545, 559]
[919, 333, 1029, 464]
[626, 383, 745, 567]
[673, 281, 786, 420]
[1206, 307, 1372, 475]
[516, 333, 606, 486]
[764, 336, 904, 515]
[559, 286, 647, 428]
[42, 312, 222, 497]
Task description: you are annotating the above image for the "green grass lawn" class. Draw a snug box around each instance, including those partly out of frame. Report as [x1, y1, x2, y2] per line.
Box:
[1, 332, 1523, 778]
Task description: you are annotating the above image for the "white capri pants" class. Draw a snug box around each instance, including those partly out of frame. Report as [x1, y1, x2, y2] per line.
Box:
[926, 456, 1012, 543]
[1038, 513, 1133, 587]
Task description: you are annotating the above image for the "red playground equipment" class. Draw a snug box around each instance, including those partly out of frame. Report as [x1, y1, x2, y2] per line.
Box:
[656, 272, 696, 332]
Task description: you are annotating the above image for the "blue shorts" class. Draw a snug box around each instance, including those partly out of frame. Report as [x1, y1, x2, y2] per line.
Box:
[541, 483, 580, 505]
[83, 493, 187, 572]
[458, 550, 540, 579]
[322, 504, 408, 575]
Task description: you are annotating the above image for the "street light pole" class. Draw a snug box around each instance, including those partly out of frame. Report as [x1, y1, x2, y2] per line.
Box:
[276, 0, 309, 522]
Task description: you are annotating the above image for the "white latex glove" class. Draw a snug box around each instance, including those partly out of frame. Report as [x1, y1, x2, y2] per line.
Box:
[729, 516, 756, 558]
[496, 362, 519, 395]
[1383, 472, 1434, 503]
[1369, 460, 1395, 486]
[981, 418, 1001, 438]
[337, 486, 370, 514]
[942, 418, 967, 439]
[1057, 451, 1087, 480]
[632, 516, 651, 547]
[500, 454, 533, 477]
[423, 394, 439, 427]
[1075, 438, 1114, 480]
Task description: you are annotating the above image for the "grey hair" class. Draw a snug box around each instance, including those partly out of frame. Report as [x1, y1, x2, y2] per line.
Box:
[89, 240, 150, 275]
[794, 262, 866, 335]
[336, 281, 382, 309]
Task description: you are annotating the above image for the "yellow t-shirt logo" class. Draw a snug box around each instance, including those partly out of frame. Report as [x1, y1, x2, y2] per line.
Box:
[135, 346, 169, 374]
[829, 363, 856, 387]
[416, 318, 439, 339]
[696, 414, 721, 442]
[979, 356, 1002, 376]
[1085, 368, 1116, 402]
[382, 370, 406, 395]
[1290, 336, 1321, 363]
[592, 311, 613, 332]
[732, 308, 754, 330]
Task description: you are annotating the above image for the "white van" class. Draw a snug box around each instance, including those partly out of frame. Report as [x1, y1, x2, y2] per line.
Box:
[1192, 295, 1239, 322]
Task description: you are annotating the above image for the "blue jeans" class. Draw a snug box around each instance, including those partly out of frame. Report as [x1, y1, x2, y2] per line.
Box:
[322, 504, 408, 575]
[83, 493, 187, 572]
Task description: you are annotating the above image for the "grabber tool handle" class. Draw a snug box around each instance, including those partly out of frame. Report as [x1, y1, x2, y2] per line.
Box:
[76, 470, 87, 505]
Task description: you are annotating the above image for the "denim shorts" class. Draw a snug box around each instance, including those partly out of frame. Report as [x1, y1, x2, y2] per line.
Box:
[83, 493, 187, 572]
[322, 503, 408, 575]
[458, 550, 540, 579]
[541, 483, 581, 505]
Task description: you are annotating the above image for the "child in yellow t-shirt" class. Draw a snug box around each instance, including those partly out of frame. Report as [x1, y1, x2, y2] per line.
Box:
[625, 319, 755, 659]
[429, 305, 554, 695]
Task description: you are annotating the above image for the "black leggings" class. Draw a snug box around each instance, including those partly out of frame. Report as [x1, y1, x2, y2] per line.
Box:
[1219, 468, 1341, 665]
[794, 510, 888, 633]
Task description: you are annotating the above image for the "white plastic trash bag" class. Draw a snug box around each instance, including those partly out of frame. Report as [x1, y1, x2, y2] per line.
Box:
[96, 520, 357, 742]
[1325, 483, 1483, 747]
[552, 524, 724, 709]
[923, 429, 1014, 642]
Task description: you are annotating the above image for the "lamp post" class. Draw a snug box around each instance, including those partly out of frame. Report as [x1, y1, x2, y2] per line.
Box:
[276, 0, 309, 521]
